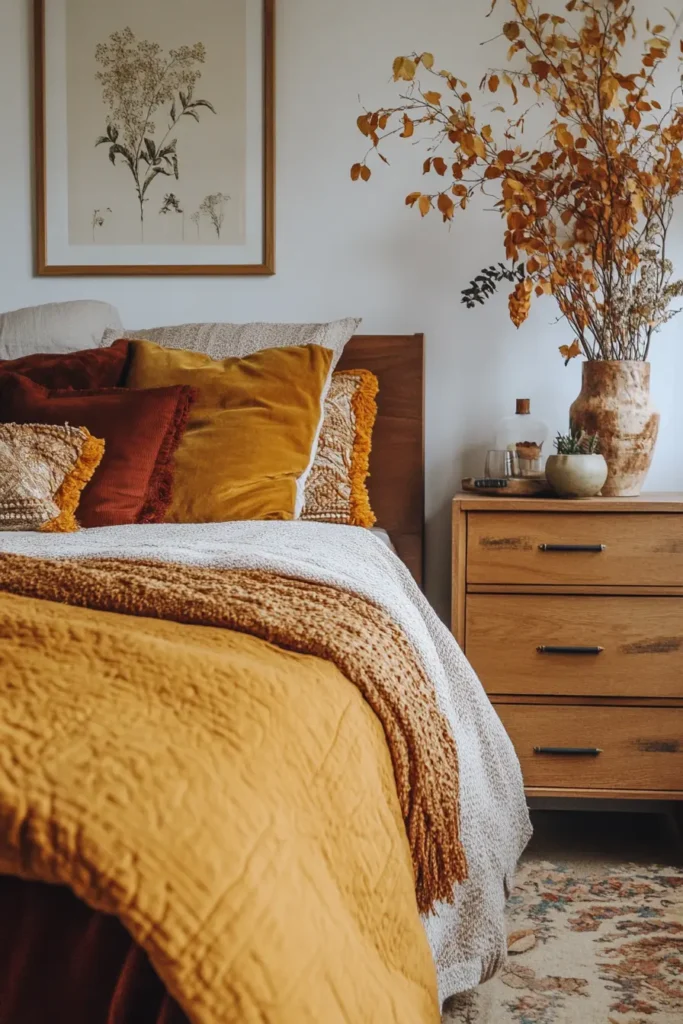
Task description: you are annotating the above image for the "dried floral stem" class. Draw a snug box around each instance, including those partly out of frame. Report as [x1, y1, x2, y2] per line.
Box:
[352, 0, 683, 362]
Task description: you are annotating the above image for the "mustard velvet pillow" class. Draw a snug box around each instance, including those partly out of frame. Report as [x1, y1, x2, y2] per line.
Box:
[125, 340, 334, 523]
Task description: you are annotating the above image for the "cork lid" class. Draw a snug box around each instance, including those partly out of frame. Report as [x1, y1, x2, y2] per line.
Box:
[516, 398, 531, 415]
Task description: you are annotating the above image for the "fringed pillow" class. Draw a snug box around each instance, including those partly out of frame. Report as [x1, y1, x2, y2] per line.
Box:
[0, 423, 104, 532]
[302, 369, 379, 527]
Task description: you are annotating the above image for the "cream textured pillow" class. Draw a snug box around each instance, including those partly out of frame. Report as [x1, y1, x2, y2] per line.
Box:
[102, 317, 360, 368]
[0, 301, 123, 359]
[302, 369, 379, 528]
[0, 423, 105, 532]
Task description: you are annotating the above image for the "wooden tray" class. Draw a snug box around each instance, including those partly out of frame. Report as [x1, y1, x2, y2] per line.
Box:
[461, 477, 551, 497]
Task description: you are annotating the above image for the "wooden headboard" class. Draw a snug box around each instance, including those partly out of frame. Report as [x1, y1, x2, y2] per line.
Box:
[337, 334, 425, 586]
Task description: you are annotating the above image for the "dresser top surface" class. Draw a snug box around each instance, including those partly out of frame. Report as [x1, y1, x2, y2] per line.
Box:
[453, 492, 683, 513]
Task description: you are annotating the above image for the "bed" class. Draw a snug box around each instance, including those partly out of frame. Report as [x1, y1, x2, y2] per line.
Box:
[0, 333, 530, 1024]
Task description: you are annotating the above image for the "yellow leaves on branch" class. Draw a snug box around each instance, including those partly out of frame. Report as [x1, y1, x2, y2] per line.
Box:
[559, 340, 581, 362]
[555, 124, 574, 149]
[354, 2, 683, 351]
[405, 190, 456, 221]
[393, 56, 416, 82]
[599, 75, 620, 109]
[509, 278, 533, 328]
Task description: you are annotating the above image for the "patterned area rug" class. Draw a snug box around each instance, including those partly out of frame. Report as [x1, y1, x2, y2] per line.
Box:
[444, 857, 683, 1024]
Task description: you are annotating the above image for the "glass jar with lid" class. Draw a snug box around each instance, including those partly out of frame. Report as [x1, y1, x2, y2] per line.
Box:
[495, 399, 549, 478]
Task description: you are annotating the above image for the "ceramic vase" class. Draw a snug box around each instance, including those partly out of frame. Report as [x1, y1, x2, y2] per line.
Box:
[545, 454, 608, 499]
[569, 361, 659, 497]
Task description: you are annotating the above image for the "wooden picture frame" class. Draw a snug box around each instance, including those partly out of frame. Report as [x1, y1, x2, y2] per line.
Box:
[34, 0, 275, 276]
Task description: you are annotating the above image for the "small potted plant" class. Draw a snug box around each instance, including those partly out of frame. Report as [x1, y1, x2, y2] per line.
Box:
[545, 429, 607, 499]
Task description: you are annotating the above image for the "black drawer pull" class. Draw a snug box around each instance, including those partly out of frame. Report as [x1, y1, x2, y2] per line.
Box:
[533, 746, 602, 756]
[537, 645, 604, 655]
[539, 543, 606, 552]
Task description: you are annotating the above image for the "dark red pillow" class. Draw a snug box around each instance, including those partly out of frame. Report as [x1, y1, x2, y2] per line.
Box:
[0, 342, 130, 390]
[0, 373, 194, 528]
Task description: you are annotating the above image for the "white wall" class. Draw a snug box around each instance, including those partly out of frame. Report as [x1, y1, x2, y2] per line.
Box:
[2, 0, 682, 617]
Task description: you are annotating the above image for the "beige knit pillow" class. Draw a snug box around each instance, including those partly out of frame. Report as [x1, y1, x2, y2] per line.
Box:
[302, 369, 379, 527]
[0, 423, 104, 532]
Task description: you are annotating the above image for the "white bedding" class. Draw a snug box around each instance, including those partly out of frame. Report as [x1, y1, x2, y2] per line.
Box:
[0, 520, 531, 1008]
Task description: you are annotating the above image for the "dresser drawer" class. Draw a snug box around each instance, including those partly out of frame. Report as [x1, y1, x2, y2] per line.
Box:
[496, 704, 683, 792]
[467, 512, 683, 586]
[467, 595, 683, 698]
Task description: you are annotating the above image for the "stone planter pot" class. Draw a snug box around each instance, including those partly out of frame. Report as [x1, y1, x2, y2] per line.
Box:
[545, 454, 608, 499]
[569, 361, 659, 497]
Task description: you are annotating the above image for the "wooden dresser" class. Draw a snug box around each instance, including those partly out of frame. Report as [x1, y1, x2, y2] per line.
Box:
[452, 493, 683, 800]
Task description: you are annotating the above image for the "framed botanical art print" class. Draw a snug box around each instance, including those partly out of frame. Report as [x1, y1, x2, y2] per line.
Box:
[34, 0, 274, 275]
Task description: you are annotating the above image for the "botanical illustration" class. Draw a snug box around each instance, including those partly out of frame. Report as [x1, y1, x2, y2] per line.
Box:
[159, 193, 185, 240]
[352, 0, 683, 363]
[91, 207, 111, 241]
[94, 27, 217, 239]
[199, 192, 231, 238]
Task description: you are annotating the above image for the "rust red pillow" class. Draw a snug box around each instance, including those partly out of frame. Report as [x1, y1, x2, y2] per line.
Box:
[0, 342, 130, 390]
[0, 373, 194, 528]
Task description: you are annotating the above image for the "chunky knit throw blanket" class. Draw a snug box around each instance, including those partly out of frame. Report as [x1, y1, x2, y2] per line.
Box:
[0, 552, 467, 914]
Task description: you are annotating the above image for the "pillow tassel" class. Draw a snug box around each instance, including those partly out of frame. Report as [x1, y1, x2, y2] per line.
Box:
[41, 430, 105, 533]
[348, 370, 379, 529]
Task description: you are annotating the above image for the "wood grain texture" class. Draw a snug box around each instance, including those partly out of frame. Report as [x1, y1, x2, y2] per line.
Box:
[525, 787, 683, 800]
[494, 695, 683, 707]
[453, 492, 683, 512]
[467, 584, 683, 595]
[34, 0, 275, 277]
[496, 703, 683, 791]
[467, 594, 683, 699]
[453, 494, 683, 797]
[338, 335, 424, 586]
[467, 512, 683, 586]
[451, 502, 466, 646]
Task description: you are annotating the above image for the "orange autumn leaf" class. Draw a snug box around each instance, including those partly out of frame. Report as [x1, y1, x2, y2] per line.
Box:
[437, 193, 455, 220]
[401, 115, 414, 138]
[433, 156, 448, 175]
[509, 278, 533, 327]
[405, 191, 421, 207]
[350, 163, 361, 181]
[423, 91, 442, 104]
[360, 165, 371, 181]
[503, 21, 520, 41]
[559, 340, 581, 362]
[418, 194, 432, 217]
[489, 75, 500, 93]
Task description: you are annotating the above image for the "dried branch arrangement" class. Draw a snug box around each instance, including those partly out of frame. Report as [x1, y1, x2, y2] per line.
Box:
[352, 0, 683, 362]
